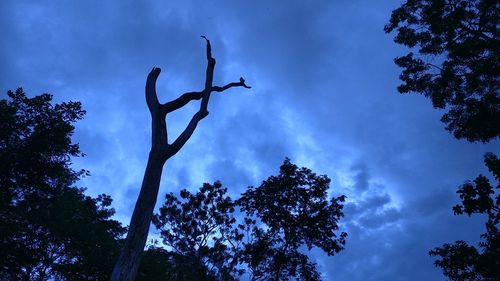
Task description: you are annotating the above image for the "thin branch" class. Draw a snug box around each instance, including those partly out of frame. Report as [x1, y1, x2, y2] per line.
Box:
[162, 77, 251, 113]
[426, 62, 444, 71]
[459, 22, 494, 41]
[212, 78, 252, 92]
[201, 35, 211, 62]
[162, 91, 204, 113]
[167, 111, 206, 157]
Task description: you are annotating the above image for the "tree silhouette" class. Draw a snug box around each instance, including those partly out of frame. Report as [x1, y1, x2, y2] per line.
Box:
[150, 159, 347, 281]
[238, 158, 347, 280]
[152, 181, 242, 280]
[386, 1, 499, 279]
[0, 89, 125, 280]
[385, 0, 499, 142]
[110, 37, 250, 281]
[429, 153, 500, 280]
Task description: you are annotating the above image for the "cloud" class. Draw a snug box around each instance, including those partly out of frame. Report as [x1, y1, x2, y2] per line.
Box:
[312, 159, 487, 281]
[2, 0, 498, 280]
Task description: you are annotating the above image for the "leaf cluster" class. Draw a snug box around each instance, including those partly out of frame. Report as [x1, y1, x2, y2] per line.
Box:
[0, 89, 125, 280]
[429, 153, 500, 280]
[152, 181, 241, 280]
[237, 158, 346, 281]
[385, 0, 499, 142]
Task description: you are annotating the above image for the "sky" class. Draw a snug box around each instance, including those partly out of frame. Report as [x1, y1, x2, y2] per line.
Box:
[1, 1, 498, 280]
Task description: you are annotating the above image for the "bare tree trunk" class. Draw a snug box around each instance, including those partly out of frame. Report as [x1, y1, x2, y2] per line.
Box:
[110, 37, 250, 281]
[110, 152, 165, 280]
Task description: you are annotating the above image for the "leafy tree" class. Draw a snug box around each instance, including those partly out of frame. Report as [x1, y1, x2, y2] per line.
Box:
[111, 36, 250, 281]
[238, 158, 347, 281]
[152, 181, 242, 281]
[429, 153, 500, 280]
[151, 159, 347, 281]
[384, 0, 499, 142]
[0, 89, 125, 280]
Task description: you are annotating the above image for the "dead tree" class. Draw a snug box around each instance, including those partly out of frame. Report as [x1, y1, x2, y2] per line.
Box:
[110, 37, 250, 281]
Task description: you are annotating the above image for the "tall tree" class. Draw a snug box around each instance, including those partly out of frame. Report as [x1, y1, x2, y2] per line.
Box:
[110, 37, 250, 281]
[385, 1, 499, 279]
[238, 158, 347, 281]
[384, 0, 499, 142]
[0, 89, 125, 280]
[152, 182, 242, 281]
[150, 159, 347, 281]
[429, 153, 499, 280]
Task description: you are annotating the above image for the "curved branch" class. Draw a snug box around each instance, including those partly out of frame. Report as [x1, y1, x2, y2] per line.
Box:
[145, 67, 161, 115]
[145, 67, 168, 150]
[212, 77, 252, 92]
[167, 111, 207, 158]
[162, 91, 204, 113]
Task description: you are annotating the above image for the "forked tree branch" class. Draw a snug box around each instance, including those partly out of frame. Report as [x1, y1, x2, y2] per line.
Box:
[112, 36, 250, 281]
[144, 36, 250, 159]
[162, 77, 251, 113]
[166, 36, 250, 158]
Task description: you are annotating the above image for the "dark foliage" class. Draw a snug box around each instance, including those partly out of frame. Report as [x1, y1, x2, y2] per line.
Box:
[137, 245, 227, 281]
[152, 159, 346, 281]
[152, 181, 242, 281]
[0, 89, 125, 280]
[429, 153, 500, 280]
[136, 247, 173, 281]
[238, 158, 347, 281]
[136, 246, 198, 281]
[386, 2, 500, 278]
[385, 0, 499, 142]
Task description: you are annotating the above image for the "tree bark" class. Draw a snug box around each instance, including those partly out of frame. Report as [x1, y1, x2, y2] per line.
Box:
[110, 37, 250, 281]
[110, 152, 165, 281]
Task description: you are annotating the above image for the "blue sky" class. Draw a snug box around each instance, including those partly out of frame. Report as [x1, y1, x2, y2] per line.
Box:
[1, 1, 498, 280]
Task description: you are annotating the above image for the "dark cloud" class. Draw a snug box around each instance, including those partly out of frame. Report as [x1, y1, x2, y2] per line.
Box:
[1, 0, 497, 280]
[314, 161, 486, 281]
[350, 162, 371, 192]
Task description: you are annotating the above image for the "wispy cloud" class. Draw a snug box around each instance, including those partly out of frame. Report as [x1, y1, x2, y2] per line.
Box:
[1, 0, 497, 280]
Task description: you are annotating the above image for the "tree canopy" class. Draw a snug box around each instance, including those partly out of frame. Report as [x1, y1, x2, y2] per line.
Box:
[0, 89, 125, 280]
[152, 181, 241, 280]
[150, 159, 347, 281]
[385, 0, 499, 142]
[237, 158, 347, 281]
[429, 153, 500, 280]
[386, 1, 499, 279]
